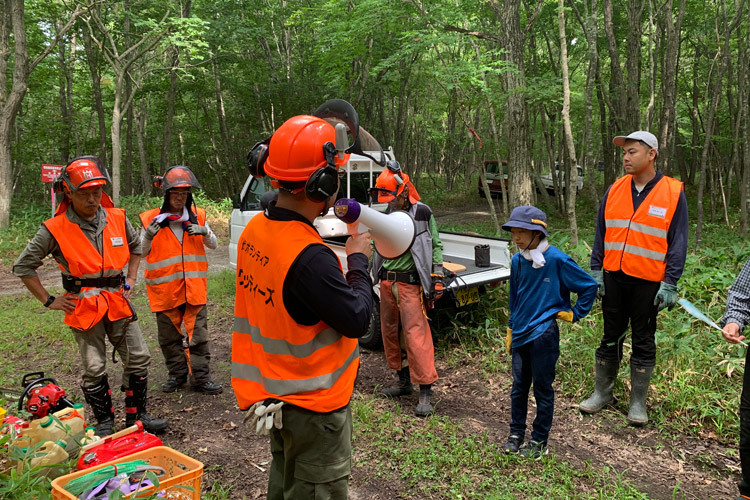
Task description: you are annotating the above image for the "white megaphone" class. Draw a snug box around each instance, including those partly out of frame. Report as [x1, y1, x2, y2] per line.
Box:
[333, 198, 416, 259]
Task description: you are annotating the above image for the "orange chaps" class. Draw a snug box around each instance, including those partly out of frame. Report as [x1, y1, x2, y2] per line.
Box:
[380, 280, 438, 385]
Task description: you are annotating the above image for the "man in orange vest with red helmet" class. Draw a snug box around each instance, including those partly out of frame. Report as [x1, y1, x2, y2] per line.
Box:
[580, 131, 688, 426]
[232, 105, 373, 499]
[139, 166, 222, 395]
[13, 156, 168, 436]
[372, 161, 444, 417]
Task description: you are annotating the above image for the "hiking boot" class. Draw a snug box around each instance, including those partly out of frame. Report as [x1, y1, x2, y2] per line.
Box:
[381, 367, 413, 398]
[519, 440, 548, 460]
[192, 380, 223, 395]
[415, 384, 433, 417]
[161, 376, 187, 393]
[502, 434, 524, 454]
[579, 358, 619, 414]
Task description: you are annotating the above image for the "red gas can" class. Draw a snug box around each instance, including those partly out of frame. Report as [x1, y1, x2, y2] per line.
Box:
[75, 421, 163, 470]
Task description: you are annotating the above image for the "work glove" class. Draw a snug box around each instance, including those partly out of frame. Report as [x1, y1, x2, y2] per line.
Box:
[505, 327, 513, 352]
[654, 282, 678, 312]
[185, 223, 209, 236]
[430, 274, 445, 301]
[244, 400, 285, 435]
[590, 269, 605, 299]
[144, 220, 161, 240]
[555, 310, 574, 323]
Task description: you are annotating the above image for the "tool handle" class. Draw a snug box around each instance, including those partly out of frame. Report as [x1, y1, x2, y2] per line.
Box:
[80, 421, 143, 451]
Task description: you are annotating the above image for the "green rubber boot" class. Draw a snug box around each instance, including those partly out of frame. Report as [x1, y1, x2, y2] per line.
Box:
[579, 359, 619, 414]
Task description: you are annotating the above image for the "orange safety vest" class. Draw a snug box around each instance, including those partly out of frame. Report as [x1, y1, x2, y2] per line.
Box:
[603, 175, 683, 282]
[231, 214, 360, 413]
[139, 208, 208, 312]
[44, 208, 133, 331]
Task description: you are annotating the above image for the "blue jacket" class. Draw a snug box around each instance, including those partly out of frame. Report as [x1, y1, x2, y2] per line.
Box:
[509, 245, 597, 348]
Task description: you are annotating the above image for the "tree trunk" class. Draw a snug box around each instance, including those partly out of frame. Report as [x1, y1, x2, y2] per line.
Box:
[741, 16, 750, 233]
[490, 0, 533, 207]
[161, 52, 178, 172]
[56, 21, 72, 163]
[603, 0, 626, 132]
[558, 0, 579, 245]
[82, 28, 108, 163]
[657, 0, 685, 174]
[135, 104, 151, 195]
[625, 0, 643, 130]
[0, 0, 32, 228]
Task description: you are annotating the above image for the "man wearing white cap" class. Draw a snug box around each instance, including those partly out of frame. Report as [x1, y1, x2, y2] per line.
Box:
[579, 131, 688, 426]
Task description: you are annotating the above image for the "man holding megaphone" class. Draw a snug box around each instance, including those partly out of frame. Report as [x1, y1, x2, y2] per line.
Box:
[231, 102, 374, 499]
[372, 161, 444, 417]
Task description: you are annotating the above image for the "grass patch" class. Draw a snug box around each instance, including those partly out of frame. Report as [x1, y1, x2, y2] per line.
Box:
[352, 395, 651, 499]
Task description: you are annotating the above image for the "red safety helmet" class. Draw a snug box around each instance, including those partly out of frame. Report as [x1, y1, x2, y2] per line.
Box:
[374, 168, 420, 204]
[154, 165, 202, 191]
[56, 156, 110, 193]
[264, 115, 349, 182]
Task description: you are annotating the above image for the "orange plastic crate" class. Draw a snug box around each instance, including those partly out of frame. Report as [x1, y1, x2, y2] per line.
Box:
[50, 446, 203, 500]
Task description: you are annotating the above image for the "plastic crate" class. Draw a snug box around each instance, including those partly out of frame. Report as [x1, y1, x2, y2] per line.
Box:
[50, 446, 203, 500]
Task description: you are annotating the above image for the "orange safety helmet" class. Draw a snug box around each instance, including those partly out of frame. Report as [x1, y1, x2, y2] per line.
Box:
[56, 156, 110, 193]
[264, 115, 349, 182]
[154, 165, 202, 191]
[374, 168, 420, 204]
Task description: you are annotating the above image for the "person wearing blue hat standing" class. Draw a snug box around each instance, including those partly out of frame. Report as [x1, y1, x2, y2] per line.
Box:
[501, 206, 597, 458]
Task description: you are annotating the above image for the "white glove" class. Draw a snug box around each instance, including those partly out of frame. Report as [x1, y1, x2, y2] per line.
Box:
[244, 401, 285, 435]
[185, 223, 209, 236]
[144, 220, 161, 239]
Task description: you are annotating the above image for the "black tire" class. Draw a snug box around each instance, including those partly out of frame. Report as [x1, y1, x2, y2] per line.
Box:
[358, 296, 383, 350]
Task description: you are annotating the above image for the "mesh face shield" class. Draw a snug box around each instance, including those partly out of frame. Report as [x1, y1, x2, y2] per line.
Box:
[158, 166, 202, 191]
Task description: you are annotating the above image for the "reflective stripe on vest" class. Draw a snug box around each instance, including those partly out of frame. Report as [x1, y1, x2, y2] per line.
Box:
[603, 175, 682, 281]
[43, 208, 133, 331]
[231, 214, 360, 413]
[139, 207, 208, 312]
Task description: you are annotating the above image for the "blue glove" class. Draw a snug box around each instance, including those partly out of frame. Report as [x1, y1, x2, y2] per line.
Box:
[590, 269, 604, 298]
[654, 282, 678, 311]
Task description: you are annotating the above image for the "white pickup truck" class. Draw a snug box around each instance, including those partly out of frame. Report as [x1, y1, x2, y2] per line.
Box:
[229, 150, 512, 349]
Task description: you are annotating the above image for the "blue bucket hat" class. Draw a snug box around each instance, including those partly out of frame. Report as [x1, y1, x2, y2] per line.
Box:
[502, 205, 548, 237]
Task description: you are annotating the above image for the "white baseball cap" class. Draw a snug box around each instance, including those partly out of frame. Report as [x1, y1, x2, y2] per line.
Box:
[613, 131, 659, 152]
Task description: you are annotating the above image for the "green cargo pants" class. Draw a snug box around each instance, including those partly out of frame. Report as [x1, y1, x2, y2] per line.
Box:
[267, 404, 352, 500]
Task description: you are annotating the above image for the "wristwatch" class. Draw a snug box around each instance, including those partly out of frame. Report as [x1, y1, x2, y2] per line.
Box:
[43, 295, 55, 308]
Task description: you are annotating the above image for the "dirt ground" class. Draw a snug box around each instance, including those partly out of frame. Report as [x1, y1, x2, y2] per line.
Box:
[0, 203, 742, 499]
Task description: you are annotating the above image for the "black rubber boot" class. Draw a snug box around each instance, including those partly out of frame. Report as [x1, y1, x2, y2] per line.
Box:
[579, 358, 619, 414]
[627, 365, 653, 426]
[82, 376, 115, 437]
[124, 374, 168, 433]
[381, 367, 413, 397]
[415, 384, 434, 417]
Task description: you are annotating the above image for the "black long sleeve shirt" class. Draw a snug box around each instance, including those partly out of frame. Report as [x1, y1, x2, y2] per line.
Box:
[267, 205, 373, 338]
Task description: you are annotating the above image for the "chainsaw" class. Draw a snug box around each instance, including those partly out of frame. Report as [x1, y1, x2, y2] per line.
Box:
[16, 371, 75, 419]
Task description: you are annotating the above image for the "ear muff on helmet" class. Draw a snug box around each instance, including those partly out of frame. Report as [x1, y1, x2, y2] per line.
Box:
[247, 137, 271, 178]
[153, 176, 164, 189]
[304, 142, 339, 202]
